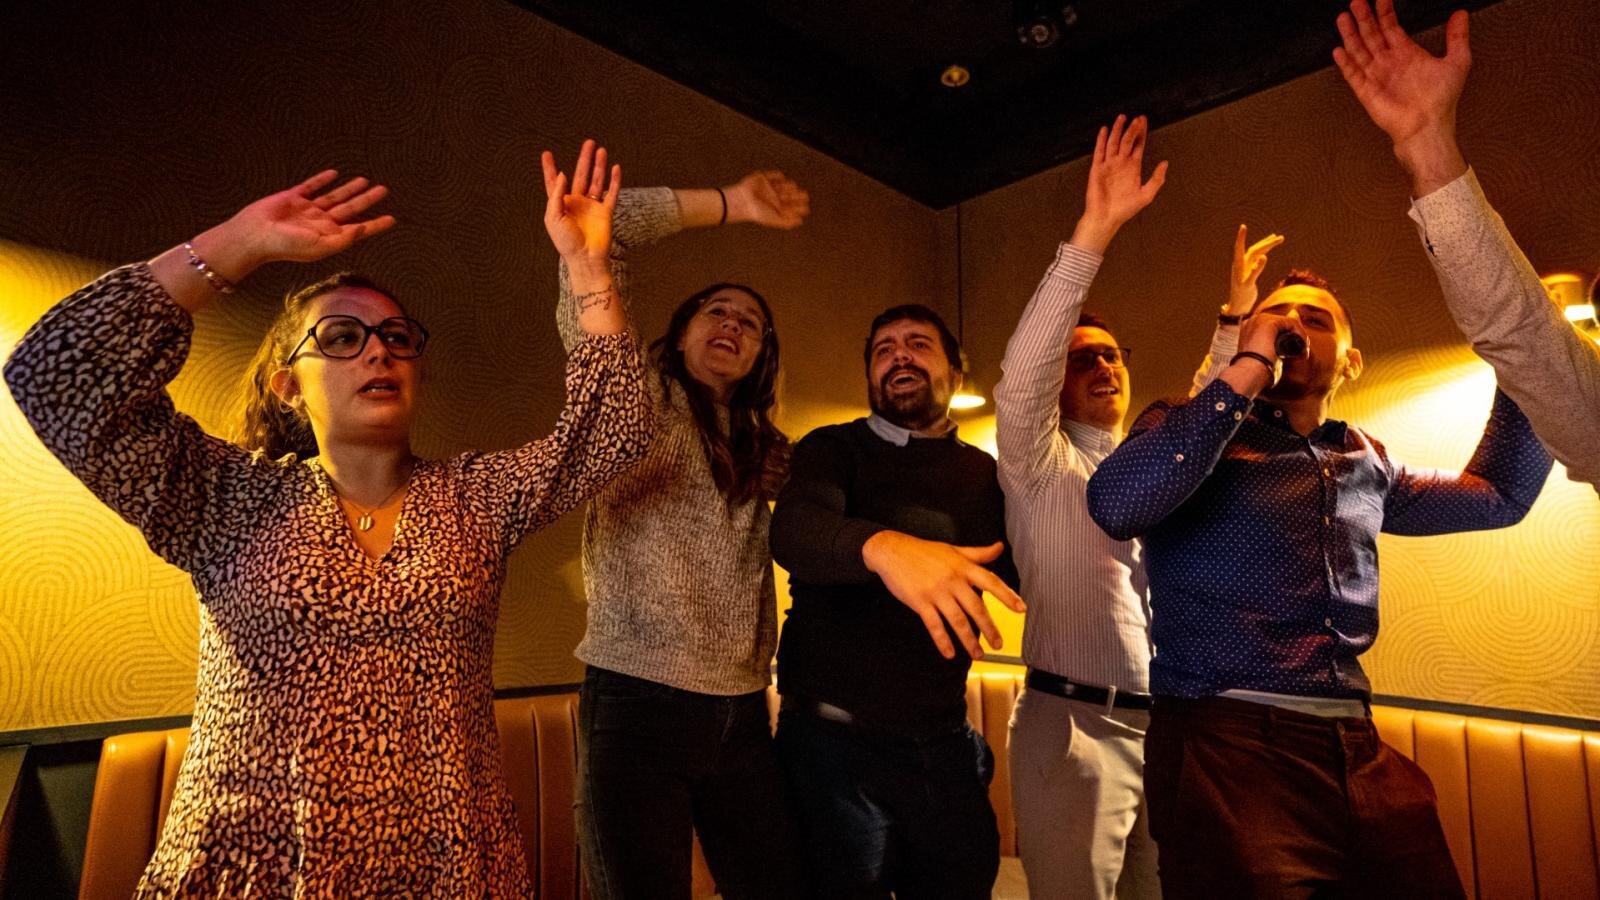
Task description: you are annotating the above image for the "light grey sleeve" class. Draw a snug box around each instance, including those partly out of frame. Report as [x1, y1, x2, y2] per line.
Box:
[1410, 168, 1600, 490]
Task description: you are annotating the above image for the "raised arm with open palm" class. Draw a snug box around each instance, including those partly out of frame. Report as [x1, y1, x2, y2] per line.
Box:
[1333, 0, 1471, 196]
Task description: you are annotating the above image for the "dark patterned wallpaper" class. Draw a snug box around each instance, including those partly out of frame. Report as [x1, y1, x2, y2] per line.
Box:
[956, 0, 1600, 717]
[0, 0, 945, 730]
[2, 0, 1597, 730]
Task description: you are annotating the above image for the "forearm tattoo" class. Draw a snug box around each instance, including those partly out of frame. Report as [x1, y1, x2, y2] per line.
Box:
[574, 287, 615, 313]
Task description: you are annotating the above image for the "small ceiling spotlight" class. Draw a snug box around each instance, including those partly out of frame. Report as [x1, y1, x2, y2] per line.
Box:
[1016, 2, 1078, 50]
[940, 64, 971, 88]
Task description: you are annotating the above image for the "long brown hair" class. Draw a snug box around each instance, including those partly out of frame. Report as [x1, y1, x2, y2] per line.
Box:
[649, 283, 789, 504]
[234, 272, 401, 461]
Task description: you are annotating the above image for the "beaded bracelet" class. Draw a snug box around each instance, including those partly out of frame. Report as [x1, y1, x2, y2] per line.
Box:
[183, 242, 236, 294]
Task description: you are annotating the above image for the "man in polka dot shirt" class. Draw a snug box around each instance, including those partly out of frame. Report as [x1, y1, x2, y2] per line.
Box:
[1084, 212, 1552, 894]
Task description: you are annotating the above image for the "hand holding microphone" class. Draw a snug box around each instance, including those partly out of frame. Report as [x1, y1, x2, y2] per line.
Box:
[1227, 312, 1308, 395]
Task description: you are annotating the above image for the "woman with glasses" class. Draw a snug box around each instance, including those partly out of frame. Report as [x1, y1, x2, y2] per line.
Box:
[550, 165, 810, 899]
[3, 141, 650, 896]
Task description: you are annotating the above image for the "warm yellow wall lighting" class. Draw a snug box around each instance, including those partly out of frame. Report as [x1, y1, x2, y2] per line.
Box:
[1, 241, 203, 731]
[1337, 345, 1600, 715]
[950, 390, 987, 410]
[1543, 271, 1598, 338]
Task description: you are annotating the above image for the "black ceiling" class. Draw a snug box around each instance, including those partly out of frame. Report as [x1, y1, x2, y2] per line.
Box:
[515, 0, 1498, 208]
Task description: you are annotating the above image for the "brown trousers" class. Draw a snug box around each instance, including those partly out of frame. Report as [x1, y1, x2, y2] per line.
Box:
[1144, 694, 1465, 900]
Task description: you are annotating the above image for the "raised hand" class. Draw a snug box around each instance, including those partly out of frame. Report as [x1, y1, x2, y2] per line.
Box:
[1072, 114, 1169, 254]
[227, 170, 395, 266]
[1334, 0, 1470, 193]
[862, 530, 1026, 661]
[148, 170, 395, 313]
[1228, 225, 1286, 316]
[541, 139, 621, 271]
[725, 170, 811, 229]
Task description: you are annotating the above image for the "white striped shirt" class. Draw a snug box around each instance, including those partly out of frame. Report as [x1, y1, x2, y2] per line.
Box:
[996, 243, 1239, 692]
[994, 243, 1153, 692]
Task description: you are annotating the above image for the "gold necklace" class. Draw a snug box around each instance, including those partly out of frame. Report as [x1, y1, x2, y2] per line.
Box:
[322, 461, 414, 532]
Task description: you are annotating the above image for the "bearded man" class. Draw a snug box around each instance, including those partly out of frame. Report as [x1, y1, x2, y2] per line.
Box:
[770, 303, 1024, 899]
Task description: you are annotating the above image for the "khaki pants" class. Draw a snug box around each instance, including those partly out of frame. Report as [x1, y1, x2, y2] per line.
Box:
[1007, 687, 1159, 900]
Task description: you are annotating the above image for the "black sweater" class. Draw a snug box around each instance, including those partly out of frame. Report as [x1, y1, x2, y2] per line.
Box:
[771, 418, 1017, 737]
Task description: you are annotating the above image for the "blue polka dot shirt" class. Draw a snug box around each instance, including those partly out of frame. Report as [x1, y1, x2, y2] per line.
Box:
[1085, 378, 1552, 700]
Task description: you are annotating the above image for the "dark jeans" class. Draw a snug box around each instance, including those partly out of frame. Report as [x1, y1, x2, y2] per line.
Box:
[774, 705, 999, 900]
[576, 667, 802, 900]
[1144, 695, 1465, 900]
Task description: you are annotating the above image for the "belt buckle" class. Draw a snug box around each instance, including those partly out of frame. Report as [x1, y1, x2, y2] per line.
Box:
[814, 699, 855, 726]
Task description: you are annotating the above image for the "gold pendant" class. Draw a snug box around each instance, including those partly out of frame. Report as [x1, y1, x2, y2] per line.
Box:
[357, 513, 374, 532]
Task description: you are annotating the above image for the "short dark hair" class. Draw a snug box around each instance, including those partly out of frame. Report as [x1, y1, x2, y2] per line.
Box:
[863, 304, 962, 372]
[1076, 310, 1114, 335]
[1253, 267, 1354, 332]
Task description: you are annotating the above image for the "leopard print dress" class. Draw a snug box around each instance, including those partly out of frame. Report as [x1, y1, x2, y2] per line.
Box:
[2, 264, 653, 897]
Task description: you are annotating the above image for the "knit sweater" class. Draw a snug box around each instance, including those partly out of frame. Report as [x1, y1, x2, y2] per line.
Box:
[557, 187, 777, 696]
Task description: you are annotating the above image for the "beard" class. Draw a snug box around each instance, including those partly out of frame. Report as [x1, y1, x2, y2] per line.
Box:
[869, 364, 948, 431]
[1262, 355, 1338, 403]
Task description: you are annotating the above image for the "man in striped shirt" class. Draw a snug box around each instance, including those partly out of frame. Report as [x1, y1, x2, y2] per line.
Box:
[993, 114, 1169, 899]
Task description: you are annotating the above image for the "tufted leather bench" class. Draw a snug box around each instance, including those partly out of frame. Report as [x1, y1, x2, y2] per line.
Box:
[75, 673, 1600, 898]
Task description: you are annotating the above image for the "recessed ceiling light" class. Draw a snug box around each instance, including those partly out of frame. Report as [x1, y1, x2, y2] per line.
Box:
[940, 64, 971, 88]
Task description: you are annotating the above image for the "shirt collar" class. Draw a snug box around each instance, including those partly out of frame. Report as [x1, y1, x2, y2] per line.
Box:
[867, 413, 957, 447]
[1251, 400, 1349, 445]
[1061, 417, 1121, 458]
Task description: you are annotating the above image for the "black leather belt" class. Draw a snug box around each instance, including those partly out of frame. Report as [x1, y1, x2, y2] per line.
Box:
[1027, 669, 1152, 711]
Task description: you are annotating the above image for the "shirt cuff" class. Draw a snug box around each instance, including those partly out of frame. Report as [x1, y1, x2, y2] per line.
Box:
[1047, 241, 1104, 286]
[1193, 376, 1255, 424]
[1406, 167, 1485, 258]
[1209, 324, 1239, 358]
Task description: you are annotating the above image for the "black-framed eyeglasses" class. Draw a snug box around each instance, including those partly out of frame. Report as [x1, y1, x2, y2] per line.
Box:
[285, 315, 430, 364]
[698, 298, 772, 338]
[1067, 346, 1133, 372]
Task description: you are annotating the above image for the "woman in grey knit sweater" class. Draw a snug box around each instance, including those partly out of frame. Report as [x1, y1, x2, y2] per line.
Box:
[554, 171, 810, 899]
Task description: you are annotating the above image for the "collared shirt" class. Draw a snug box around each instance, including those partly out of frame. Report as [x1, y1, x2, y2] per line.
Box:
[993, 242, 1151, 692]
[867, 412, 957, 446]
[1086, 378, 1551, 700]
[1410, 168, 1600, 492]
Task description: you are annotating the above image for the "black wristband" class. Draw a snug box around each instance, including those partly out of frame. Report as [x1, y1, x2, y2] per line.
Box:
[716, 187, 728, 226]
[1229, 350, 1277, 383]
[1217, 312, 1244, 326]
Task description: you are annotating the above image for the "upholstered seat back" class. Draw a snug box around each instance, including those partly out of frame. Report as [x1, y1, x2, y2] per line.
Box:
[76, 674, 1600, 899]
[1371, 706, 1600, 899]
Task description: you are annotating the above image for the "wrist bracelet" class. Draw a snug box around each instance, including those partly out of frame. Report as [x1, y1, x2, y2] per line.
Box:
[183, 242, 236, 294]
[1218, 312, 1244, 326]
[715, 187, 728, 226]
[1229, 350, 1277, 383]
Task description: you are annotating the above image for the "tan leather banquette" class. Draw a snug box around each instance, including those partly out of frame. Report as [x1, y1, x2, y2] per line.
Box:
[75, 673, 1600, 899]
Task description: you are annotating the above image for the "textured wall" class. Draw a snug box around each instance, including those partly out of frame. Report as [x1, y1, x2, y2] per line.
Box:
[3, 0, 1598, 733]
[0, 0, 943, 731]
[955, 0, 1600, 718]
